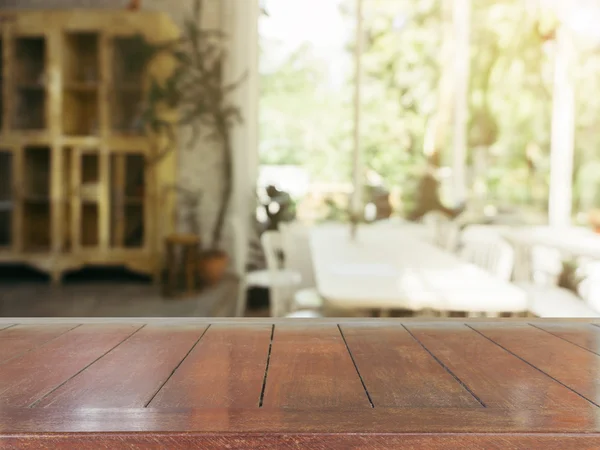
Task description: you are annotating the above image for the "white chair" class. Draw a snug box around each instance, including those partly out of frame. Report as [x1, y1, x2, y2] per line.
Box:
[508, 241, 599, 318]
[571, 260, 600, 316]
[421, 211, 449, 246]
[458, 237, 515, 281]
[460, 225, 506, 245]
[246, 230, 301, 317]
[279, 222, 324, 313]
[530, 246, 563, 285]
[518, 284, 598, 318]
[440, 221, 461, 253]
[443, 237, 517, 317]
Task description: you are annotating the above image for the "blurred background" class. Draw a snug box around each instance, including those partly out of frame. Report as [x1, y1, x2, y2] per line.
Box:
[2, 0, 600, 320]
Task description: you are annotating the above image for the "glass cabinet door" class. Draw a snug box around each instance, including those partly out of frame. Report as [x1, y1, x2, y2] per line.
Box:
[62, 32, 100, 136]
[110, 152, 146, 249]
[12, 36, 47, 131]
[22, 146, 51, 252]
[69, 149, 100, 250]
[0, 149, 14, 249]
[111, 37, 145, 136]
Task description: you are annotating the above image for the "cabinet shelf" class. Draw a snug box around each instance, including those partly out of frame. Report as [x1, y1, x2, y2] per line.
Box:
[23, 196, 50, 204]
[113, 84, 143, 92]
[64, 83, 98, 92]
[0, 10, 179, 281]
[125, 197, 144, 205]
[17, 83, 45, 90]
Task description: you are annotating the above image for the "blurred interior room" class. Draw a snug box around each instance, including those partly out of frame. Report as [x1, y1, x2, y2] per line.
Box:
[1, 0, 600, 319]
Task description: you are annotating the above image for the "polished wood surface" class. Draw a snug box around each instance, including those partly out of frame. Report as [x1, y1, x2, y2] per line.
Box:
[0, 323, 76, 363]
[149, 324, 271, 408]
[2, 319, 600, 448]
[406, 323, 591, 408]
[341, 324, 480, 407]
[262, 325, 370, 408]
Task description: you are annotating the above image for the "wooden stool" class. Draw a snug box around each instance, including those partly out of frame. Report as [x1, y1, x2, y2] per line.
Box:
[164, 233, 201, 297]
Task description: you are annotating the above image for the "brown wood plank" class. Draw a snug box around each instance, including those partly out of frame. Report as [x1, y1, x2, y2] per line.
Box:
[533, 323, 600, 354]
[3, 434, 600, 449]
[405, 323, 591, 409]
[33, 324, 207, 408]
[0, 324, 141, 407]
[0, 324, 78, 364]
[340, 325, 481, 407]
[471, 323, 600, 406]
[262, 325, 371, 408]
[0, 407, 599, 434]
[149, 324, 271, 408]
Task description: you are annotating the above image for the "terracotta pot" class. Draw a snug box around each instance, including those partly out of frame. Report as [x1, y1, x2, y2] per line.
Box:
[199, 251, 228, 286]
[128, 0, 141, 10]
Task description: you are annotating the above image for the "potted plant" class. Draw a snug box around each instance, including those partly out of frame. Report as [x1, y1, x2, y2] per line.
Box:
[132, 0, 246, 286]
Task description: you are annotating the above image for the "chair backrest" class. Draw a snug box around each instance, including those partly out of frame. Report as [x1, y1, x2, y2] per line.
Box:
[459, 237, 515, 281]
[261, 230, 283, 271]
[260, 229, 297, 318]
[579, 261, 600, 313]
[460, 225, 504, 245]
[279, 221, 315, 289]
[530, 246, 563, 285]
[440, 221, 461, 252]
[421, 211, 450, 247]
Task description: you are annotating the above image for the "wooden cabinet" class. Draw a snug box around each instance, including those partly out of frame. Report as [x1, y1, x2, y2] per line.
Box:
[0, 11, 179, 282]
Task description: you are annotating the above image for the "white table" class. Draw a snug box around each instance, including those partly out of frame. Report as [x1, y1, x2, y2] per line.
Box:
[504, 226, 600, 260]
[310, 224, 528, 314]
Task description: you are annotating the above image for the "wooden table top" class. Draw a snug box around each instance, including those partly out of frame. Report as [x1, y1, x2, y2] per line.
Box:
[2, 318, 600, 448]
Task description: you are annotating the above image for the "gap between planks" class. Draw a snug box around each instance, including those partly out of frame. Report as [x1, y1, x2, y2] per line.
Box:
[337, 325, 375, 408]
[258, 325, 275, 407]
[0, 324, 83, 366]
[28, 324, 147, 408]
[466, 324, 600, 408]
[402, 324, 487, 408]
[143, 325, 212, 408]
[528, 323, 600, 357]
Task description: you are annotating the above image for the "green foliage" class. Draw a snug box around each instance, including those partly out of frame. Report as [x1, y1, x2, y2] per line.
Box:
[132, 0, 245, 249]
[260, 0, 600, 216]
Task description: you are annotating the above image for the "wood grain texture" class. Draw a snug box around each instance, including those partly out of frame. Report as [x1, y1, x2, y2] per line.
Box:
[2, 320, 600, 447]
[2, 434, 600, 449]
[405, 323, 591, 408]
[261, 325, 371, 408]
[33, 325, 207, 408]
[0, 407, 598, 433]
[0, 324, 78, 364]
[471, 323, 600, 406]
[340, 325, 481, 407]
[149, 325, 271, 408]
[0, 324, 141, 407]
[533, 323, 600, 354]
